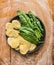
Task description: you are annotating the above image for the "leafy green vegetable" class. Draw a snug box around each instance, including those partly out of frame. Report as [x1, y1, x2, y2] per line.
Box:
[34, 29, 43, 39]
[20, 32, 38, 44]
[17, 10, 34, 28]
[17, 10, 44, 45]
[28, 11, 44, 32]
[19, 27, 34, 34]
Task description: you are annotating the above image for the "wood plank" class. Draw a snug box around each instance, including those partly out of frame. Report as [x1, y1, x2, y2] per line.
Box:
[52, 22, 54, 65]
[0, 0, 11, 65]
[0, 17, 10, 65]
[48, 0, 54, 20]
[10, 0, 53, 65]
[0, 0, 53, 65]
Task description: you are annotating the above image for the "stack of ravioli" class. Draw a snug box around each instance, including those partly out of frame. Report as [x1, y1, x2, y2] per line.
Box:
[6, 20, 36, 55]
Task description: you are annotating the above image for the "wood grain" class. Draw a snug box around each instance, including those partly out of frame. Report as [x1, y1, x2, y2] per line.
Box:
[48, 0, 54, 64]
[0, 0, 53, 65]
[0, 17, 10, 65]
[0, 0, 11, 65]
[52, 22, 54, 65]
[10, 0, 53, 65]
[48, 0, 54, 20]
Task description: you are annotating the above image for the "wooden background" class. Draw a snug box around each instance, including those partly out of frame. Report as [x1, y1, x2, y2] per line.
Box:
[0, 0, 54, 65]
[48, 0, 54, 64]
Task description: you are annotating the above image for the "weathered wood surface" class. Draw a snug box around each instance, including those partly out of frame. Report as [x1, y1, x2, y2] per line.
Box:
[0, 0, 53, 65]
[52, 22, 54, 65]
[0, 1, 11, 65]
[48, 0, 54, 64]
[48, 0, 54, 21]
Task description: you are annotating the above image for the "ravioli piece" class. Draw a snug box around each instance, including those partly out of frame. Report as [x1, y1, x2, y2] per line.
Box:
[6, 23, 12, 29]
[17, 35, 31, 46]
[29, 44, 36, 51]
[6, 29, 19, 37]
[8, 38, 20, 48]
[19, 44, 29, 54]
[12, 20, 21, 29]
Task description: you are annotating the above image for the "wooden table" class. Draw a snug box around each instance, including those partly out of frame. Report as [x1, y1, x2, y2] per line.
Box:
[52, 22, 54, 64]
[0, 0, 53, 65]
